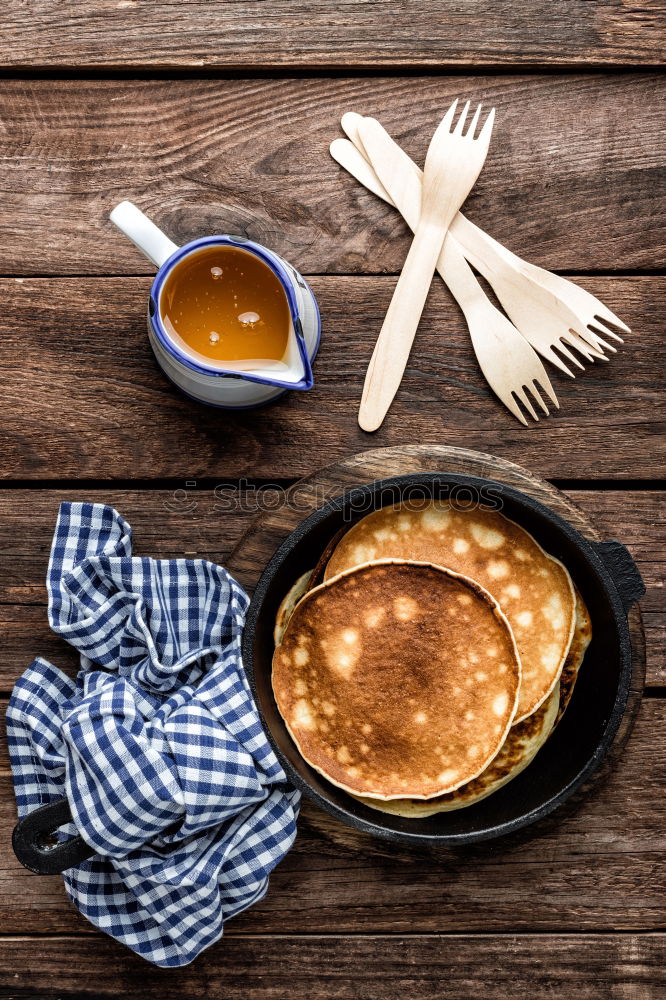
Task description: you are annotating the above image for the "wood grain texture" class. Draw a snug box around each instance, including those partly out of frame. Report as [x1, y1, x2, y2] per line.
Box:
[0, 484, 661, 687]
[0, 75, 664, 275]
[0, 276, 662, 479]
[0, 702, 664, 937]
[0, 1, 664, 69]
[0, 933, 664, 999]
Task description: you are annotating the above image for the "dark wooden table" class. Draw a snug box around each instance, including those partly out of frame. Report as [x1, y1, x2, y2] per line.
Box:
[0, 3, 664, 997]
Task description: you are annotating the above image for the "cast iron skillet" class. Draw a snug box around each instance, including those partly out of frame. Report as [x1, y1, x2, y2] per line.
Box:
[13, 472, 644, 868]
[242, 473, 644, 846]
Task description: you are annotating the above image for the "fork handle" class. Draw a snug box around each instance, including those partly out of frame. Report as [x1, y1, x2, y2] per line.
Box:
[450, 212, 531, 285]
[437, 238, 489, 316]
[359, 220, 449, 432]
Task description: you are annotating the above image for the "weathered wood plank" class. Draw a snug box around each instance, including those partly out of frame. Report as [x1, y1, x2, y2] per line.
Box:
[0, 488, 254, 599]
[0, 1, 663, 69]
[0, 75, 663, 275]
[0, 933, 663, 999]
[0, 276, 662, 479]
[0, 700, 663, 934]
[0, 487, 661, 687]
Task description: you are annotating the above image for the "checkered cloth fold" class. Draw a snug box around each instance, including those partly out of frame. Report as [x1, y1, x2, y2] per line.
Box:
[6, 502, 299, 967]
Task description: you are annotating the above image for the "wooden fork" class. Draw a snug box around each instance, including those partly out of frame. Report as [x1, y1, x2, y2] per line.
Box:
[339, 112, 625, 376]
[358, 100, 494, 432]
[453, 215, 628, 364]
[330, 131, 558, 424]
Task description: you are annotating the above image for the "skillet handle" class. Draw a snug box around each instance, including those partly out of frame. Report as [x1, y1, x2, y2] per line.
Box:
[12, 797, 95, 875]
[592, 540, 645, 615]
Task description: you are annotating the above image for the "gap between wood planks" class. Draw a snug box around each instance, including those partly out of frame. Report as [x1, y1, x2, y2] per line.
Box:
[0, 478, 662, 490]
[0, 922, 666, 944]
[0, 65, 663, 81]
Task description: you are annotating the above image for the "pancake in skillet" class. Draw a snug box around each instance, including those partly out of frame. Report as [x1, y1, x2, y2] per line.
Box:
[353, 588, 591, 817]
[556, 586, 592, 725]
[356, 682, 559, 817]
[324, 501, 575, 722]
[272, 560, 521, 800]
[274, 570, 313, 646]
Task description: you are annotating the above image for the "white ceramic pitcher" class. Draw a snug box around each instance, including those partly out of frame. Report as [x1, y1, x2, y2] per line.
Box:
[110, 201, 320, 409]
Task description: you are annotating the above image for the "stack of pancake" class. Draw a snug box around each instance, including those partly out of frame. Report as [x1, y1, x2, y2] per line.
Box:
[271, 501, 591, 815]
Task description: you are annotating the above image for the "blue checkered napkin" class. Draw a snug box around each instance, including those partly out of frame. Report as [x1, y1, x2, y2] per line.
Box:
[6, 502, 300, 967]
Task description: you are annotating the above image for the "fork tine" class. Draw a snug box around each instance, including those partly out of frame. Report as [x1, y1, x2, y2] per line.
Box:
[587, 324, 620, 351]
[477, 107, 496, 145]
[453, 100, 471, 136]
[561, 331, 607, 362]
[427, 100, 460, 151]
[594, 309, 630, 336]
[540, 346, 575, 377]
[584, 328, 617, 353]
[553, 341, 586, 370]
[439, 99, 459, 134]
[502, 391, 529, 426]
[515, 387, 539, 422]
[560, 323, 609, 353]
[536, 373, 560, 409]
[466, 104, 482, 138]
[567, 328, 608, 356]
[528, 382, 550, 416]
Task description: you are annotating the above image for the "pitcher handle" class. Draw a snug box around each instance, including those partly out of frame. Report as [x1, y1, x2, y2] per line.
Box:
[110, 200, 179, 269]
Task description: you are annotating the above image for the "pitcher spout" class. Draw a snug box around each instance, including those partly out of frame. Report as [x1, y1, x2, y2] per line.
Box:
[264, 317, 314, 390]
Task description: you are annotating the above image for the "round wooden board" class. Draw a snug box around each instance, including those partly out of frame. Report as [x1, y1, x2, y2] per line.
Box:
[227, 444, 646, 855]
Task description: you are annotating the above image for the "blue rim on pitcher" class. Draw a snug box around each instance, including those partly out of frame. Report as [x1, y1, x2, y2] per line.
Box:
[148, 234, 316, 392]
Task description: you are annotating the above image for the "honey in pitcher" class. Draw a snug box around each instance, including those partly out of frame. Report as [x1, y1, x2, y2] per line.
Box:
[160, 245, 291, 370]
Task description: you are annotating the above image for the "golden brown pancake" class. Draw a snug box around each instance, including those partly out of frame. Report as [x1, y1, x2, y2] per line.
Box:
[353, 589, 591, 817]
[556, 586, 592, 726]
[272, 559, 521, 800]
[274, 570, 313, 646]
[355, 682, 559, 817]
[325, 501, 575, 722]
